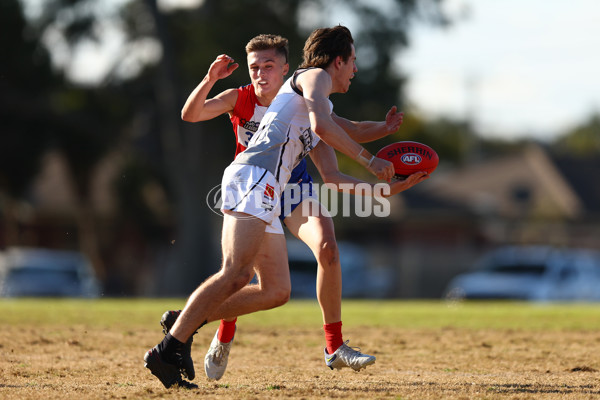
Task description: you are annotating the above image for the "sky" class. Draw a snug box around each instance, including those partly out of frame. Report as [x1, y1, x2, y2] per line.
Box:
[399, 0, 600, 140]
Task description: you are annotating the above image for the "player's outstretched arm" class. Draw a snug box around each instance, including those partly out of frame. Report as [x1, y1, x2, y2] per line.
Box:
[308, 142, 363, 193]
[299, 70, 395, 182]
[309, 142, 429, 197]
[181, 54, 239, 122]
[331, 106, 404, 143]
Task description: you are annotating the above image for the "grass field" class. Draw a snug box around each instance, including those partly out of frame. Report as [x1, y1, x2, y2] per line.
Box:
[2, 299, 600, 399]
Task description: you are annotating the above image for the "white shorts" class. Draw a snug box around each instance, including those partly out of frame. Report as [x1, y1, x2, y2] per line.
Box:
[220, 164, 283, 234]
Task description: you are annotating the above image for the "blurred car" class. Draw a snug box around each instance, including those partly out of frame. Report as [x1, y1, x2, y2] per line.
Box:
[444, 245, 600, 301]
[286, 239, 392, 298]
[0, 247, 101, 298]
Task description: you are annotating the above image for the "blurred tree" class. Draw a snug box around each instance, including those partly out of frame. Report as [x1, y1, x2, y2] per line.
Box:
[0, 0, 53, 244]
[549, 113, 600, 216]
[551, 113, 600, 157]
[0, 0, 129, 282]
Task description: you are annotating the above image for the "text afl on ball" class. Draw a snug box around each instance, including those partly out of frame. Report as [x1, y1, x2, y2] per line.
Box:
[375, 141, 439, 178]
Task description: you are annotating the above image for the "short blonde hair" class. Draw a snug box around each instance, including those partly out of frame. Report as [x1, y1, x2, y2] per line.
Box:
[245, 34, 289, 63]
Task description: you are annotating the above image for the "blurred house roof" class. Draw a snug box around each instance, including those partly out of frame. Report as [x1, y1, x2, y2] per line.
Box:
[419, 144, 583, 219]
[552, 155, 600, 214]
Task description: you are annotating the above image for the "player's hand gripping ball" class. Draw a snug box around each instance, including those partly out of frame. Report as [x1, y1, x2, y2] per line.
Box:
[376, 141, 439, 179]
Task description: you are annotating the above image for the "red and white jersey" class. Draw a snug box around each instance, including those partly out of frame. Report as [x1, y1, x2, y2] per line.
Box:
[229, 84, 268, 157]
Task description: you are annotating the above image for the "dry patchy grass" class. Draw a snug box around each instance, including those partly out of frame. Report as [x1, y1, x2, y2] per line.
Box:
[1, 299, 600, 399]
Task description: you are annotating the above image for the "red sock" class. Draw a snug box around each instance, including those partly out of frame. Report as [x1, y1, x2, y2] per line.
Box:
[218, 318, 237, 343]
[324, 321, 343, 354]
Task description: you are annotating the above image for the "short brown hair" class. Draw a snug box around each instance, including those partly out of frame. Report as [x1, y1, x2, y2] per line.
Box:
[245, 34, 289, 63]
[300, 25, 354, 69]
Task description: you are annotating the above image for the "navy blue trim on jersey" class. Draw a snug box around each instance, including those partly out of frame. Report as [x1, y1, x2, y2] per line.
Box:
[290, 68, 317, 96]
[275, 126, 291, 182]
[291, 73, 303, 96]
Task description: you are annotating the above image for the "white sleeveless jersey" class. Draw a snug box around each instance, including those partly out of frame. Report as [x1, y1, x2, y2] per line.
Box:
[233, 69, 333, 188]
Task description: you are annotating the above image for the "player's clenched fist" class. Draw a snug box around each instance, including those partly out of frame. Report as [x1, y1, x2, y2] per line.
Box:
[367, 157, 395, 182]
[208, 54, 239, 81]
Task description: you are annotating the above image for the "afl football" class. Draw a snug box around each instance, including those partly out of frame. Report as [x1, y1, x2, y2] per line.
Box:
[376, 141, 439, 179]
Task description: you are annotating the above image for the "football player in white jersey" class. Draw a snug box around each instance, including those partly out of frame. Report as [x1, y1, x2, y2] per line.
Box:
[169, 34, 406, 381]
[144, 28, 428, 389]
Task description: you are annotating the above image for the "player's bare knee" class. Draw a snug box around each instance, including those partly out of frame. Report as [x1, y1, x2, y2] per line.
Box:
[263, 285, 290, 308]
[223, 266, 255, 293]
[317, 239, 339, 268]
[237, 268, 255, 289]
